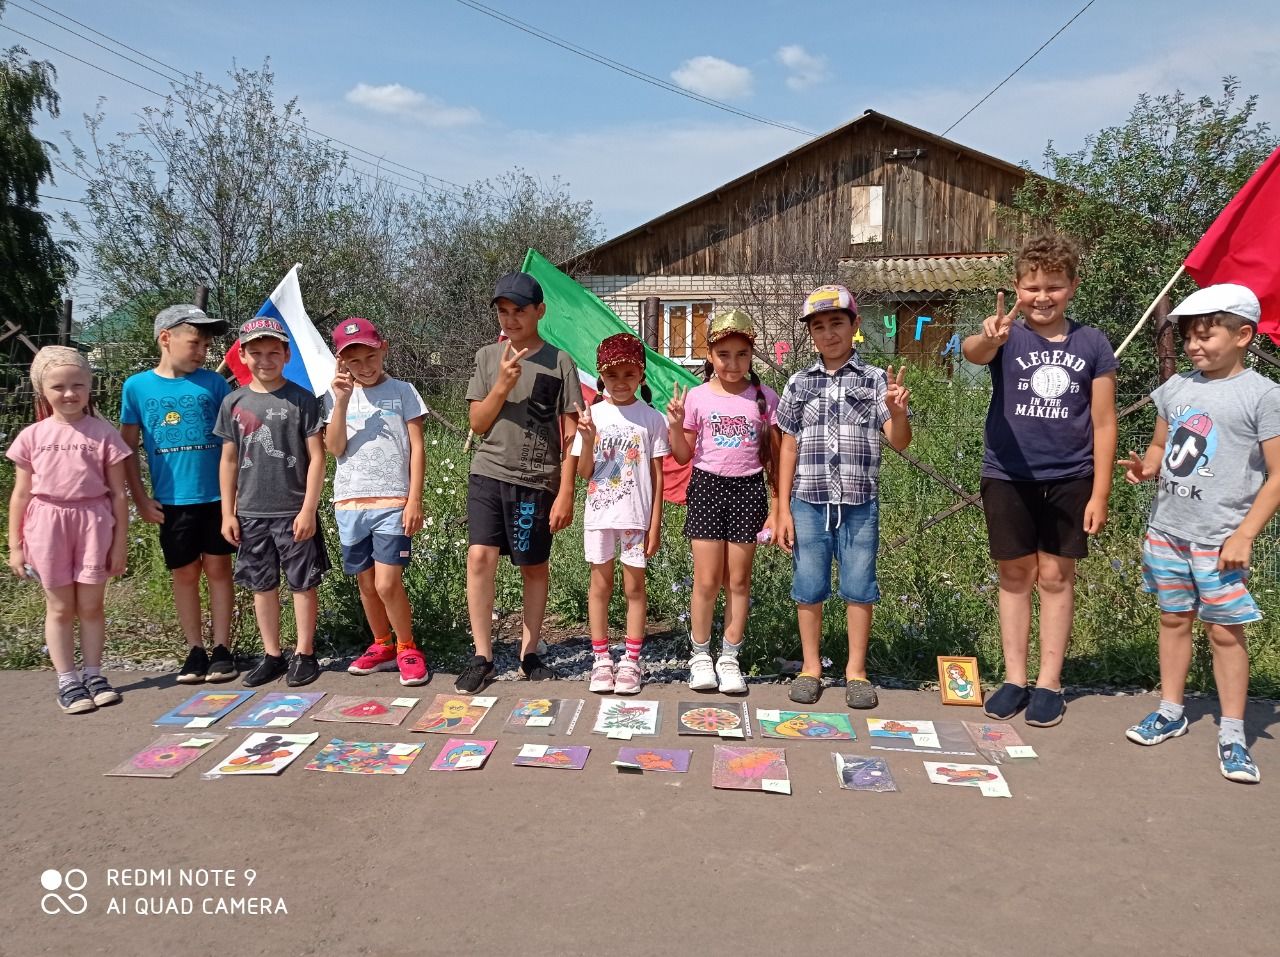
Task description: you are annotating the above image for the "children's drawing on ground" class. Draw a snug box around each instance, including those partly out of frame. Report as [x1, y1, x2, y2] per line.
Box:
[154, 690, 255, 726]
[677, 701, 748, 737]
[311, 696, 418, 727]
[304, 739, 423, 774]
[867, 718, 977, 755]
[512, 745, 591, 769]
[413, 694, 496, 734]
[105, 734, 227, 778]
[228, 692, 325, 728]
[711, 745, 790, 793]
[962, 721, 1027, 764]
[758, 710, 855, 740]
[614, 748, 692, 772]
[832, 753, 897, 792]
[592, 699, 661, 736]
[502, 698, 584, 735]
[203, 732, 318, 777]
[428, 738, 496, 771]
[923, 761, 1012, 797]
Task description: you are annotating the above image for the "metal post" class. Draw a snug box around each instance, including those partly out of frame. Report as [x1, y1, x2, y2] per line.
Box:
[642, 296, 661, 351]
[60, 298, 73, 345]
[195, 283, 209, 312]
[1154, 295, 1175, 384]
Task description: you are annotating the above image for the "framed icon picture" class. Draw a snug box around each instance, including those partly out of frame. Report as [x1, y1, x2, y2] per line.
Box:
[937, 656, 983, 707]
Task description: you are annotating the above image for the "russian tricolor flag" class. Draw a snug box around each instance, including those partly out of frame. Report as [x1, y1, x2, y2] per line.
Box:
[225, 264, 336, 395]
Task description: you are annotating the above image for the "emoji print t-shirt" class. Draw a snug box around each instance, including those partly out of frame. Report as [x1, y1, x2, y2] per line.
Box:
[120, 368, 230, 505]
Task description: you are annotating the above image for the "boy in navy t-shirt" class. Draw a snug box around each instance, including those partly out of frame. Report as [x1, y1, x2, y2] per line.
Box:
[962, 234, 1118, 727]
[121, 304, 237, 683]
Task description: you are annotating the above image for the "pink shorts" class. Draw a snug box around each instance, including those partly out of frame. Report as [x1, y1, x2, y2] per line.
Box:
[23, 496, 115, 588]
[584, 528, 647, 568]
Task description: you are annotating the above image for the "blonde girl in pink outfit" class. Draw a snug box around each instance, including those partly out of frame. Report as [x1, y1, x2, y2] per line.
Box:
[7, 347, 132, 714]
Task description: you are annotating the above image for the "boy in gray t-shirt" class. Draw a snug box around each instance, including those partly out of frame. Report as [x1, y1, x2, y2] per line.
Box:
[1120, 284, 1280, 784]
[215, 316, 330, 689]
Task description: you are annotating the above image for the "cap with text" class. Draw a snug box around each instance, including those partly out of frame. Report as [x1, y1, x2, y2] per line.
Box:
[238, 316, 290, 344]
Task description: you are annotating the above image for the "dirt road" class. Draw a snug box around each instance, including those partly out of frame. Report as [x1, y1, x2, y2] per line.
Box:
[2, 669, 1276, 957]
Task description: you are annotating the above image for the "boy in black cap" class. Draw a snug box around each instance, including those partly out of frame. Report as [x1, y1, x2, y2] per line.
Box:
[457, 272, 580, 692]
[121, 304, 238, 683]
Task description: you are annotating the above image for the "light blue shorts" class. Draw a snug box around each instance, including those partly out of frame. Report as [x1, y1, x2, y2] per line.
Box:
[790, 498, 880, 605]
[334, 507, 411, 574]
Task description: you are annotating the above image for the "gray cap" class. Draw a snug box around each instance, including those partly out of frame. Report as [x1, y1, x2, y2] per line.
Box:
[154, 304, 229, 338]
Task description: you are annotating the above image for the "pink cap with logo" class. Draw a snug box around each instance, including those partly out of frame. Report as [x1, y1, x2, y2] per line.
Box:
[332, 317, 384, 353]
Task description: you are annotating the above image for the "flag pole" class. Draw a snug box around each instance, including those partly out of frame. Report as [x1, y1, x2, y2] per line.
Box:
[1114, 264, 1186, 358]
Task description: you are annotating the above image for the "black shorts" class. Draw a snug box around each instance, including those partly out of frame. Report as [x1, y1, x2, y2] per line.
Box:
[683, 468, 769, 543]
[158, 502, 236, 570]
[467, 474, 555, 566]
[233, 515, 331, 592]
[980, 476, 1093, 560]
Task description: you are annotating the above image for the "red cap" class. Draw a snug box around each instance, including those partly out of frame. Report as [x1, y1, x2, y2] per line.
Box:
[596, 333, 646, 373]
[332, 317, 384, 353]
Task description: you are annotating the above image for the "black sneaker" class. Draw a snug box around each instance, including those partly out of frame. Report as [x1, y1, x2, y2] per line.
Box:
[83, 673, 121, 706]
[205, 645, 237, 683]
[177, 646, 209, 684]
[286, 653, 320, 687]
[242, 654, 287, 687]
[454, 655, 494, 694]
[1024, 687, 1066, 727]
[57, 681, 96, 715]
[983, 682, 1030, 720]
[518, 652, 555, 681]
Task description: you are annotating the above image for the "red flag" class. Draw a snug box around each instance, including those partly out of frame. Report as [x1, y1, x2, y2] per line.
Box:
[1184, 145, 1280, 345]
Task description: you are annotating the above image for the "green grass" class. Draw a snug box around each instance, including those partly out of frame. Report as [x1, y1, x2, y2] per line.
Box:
[1, 380, 1277, 696]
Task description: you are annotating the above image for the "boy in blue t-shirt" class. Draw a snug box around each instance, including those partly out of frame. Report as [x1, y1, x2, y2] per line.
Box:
[121, 304, 237, 683]
[962, 234, 1118, 728]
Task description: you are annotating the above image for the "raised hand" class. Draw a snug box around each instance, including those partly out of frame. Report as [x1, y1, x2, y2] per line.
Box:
[666, 383, 688, 427]
[576, 401, 596, 445]
[884, 364, 910, 416]
[1118, 450, 1155, 484]
[499, 340, 529, 393]
[981, 291, 1020, 344]
[331, 361, 354, 400]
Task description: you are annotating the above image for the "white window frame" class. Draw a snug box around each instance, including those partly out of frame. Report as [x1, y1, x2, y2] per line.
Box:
[660, 299, 714, 366]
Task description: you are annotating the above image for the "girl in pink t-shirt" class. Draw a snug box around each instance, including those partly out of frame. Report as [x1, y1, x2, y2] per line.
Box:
[666, 310, 779, 694]
[570, 334, 670, 696]
[6, 347, 131, 715]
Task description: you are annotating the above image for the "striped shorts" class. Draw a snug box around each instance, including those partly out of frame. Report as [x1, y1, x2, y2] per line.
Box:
[1141, 529, 1262, 625]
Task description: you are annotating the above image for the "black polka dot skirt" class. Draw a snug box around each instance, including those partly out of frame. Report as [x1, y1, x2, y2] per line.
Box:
[683, 467, 770, 543]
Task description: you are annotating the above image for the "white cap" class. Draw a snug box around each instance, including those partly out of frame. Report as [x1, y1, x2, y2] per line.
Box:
[1169, 283, 1261, 325]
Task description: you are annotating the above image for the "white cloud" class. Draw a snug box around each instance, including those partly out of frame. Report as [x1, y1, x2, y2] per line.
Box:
[670, 56, 753, 100]
[776, 45, 829, 91]
[344, 83, 481, 127]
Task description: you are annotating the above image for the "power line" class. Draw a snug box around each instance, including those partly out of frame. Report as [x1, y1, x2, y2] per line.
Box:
[450, 0, 815, 137]
[2, 7, 470, 199]
[941, 0, 1099, 137]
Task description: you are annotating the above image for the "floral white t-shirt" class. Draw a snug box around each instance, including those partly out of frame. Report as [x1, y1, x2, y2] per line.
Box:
[570, 399, 671, 531]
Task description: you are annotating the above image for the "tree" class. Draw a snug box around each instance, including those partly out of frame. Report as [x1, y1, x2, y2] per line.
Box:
[1013, 78, 1278, 392]
[0, 0, 76, 353]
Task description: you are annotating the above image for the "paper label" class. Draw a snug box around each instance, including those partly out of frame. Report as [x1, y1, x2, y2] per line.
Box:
[718, 728, 745, 738]
[387, 743, 419, 756]
[525, 716, 553, 727]
[390, 697, 418, 708]
[607, 728, 633, 740]
[453, 754, 485, 769]
[470, 696, 497, 708]
[910, 732, 940, 749]
[761, 778, 792, 794]
[757, 709, 781, 723]
[179, 737, 213, 748]
[519, 744, 548, 758]
[185, 717, 216, 728]
[978, 780, 1012, 798]
[1005, 745, 1037, 759]
[266, 716, 295, 727]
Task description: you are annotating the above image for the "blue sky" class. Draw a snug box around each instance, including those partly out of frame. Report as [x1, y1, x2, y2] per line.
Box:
[4, 0, 1277, 309]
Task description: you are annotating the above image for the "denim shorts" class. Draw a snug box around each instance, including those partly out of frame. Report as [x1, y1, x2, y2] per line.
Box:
[790, 498, 880, 605]
[334, 506, 411, 574]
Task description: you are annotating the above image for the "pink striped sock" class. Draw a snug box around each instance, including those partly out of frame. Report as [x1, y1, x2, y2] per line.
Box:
[591, 638, 610, 660]
[625, 636, 643, 662]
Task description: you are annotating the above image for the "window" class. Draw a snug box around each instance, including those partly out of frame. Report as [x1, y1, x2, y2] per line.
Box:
[660, 300, 713, 364]
[850, 185, 883, 244]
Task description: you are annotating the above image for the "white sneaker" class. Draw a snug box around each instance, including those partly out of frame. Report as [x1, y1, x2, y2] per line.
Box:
[688, 652, 718, 691]
[614, 658, 642, 695]
[588, 658, 615, 693]
[716, 655, 747, 694]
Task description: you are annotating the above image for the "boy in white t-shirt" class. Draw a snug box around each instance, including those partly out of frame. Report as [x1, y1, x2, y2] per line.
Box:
[570, 334, 670, 695]
[323, 318, 430, 686]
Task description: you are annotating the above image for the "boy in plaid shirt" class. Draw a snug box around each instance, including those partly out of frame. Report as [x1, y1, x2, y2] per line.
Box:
[776, 285, 911, 708]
